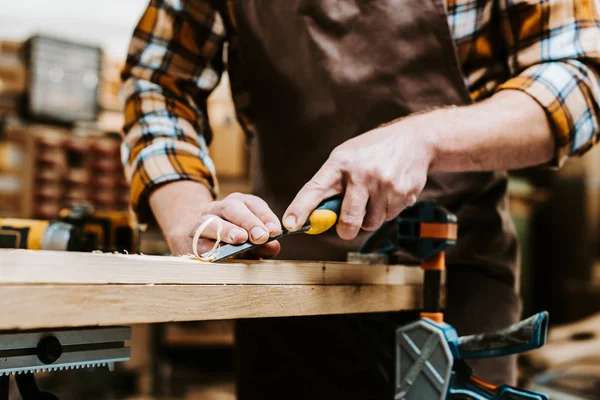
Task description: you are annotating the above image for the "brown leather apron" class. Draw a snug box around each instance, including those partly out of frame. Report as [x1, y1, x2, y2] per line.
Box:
[227, 0, 522, 397]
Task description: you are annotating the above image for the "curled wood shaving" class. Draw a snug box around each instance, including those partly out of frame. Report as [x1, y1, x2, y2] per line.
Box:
[192, 216, 223, 261]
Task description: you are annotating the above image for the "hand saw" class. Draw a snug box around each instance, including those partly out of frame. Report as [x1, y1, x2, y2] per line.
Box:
[0, 327, 130, 400]
[0, 327, 130, 376]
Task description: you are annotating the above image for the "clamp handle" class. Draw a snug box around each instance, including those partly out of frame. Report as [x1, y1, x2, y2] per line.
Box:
[449, 359, 549, 400]
[455, 311, 549, 360]
[449, 377, 549, 399]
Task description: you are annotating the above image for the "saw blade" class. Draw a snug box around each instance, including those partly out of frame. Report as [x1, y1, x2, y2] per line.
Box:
[1, 361, 117, 376]
[0, 349, 130, 374]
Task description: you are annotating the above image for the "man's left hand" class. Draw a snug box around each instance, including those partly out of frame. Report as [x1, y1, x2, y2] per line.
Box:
[283, 117, 433, 240]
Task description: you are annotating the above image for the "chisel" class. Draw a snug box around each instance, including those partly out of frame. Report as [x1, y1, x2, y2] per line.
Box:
[202, 196, 342, 262]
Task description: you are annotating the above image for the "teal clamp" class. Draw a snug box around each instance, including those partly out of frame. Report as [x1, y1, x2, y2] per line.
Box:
[448, 357, 549, 400]
[446, 311, 550, 400]
[357, 201, 457, 261]
[450, 311, 550, 360]
[395, 314, 550, 400]
[448, 376, 550, 400]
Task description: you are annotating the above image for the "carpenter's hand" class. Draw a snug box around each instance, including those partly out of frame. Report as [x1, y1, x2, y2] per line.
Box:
[150, 181, 282, 257]
[283, 118, 434, 240]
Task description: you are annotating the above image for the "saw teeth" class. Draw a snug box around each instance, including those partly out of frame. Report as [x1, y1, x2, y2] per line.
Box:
[2, 361, 113, 376]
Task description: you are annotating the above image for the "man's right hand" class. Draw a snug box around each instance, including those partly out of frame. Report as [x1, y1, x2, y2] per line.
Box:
[149, 181, 282, 257]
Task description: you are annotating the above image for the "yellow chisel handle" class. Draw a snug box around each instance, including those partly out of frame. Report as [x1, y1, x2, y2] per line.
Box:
[304, 196, 343, 235]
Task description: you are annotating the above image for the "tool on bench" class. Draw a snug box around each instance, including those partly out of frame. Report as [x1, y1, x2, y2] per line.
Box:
[396, 313, 549, 400]
[0, 206, 135, 397]
[353, 201, 550, 399]
[0, 327, 131, 400]
[203, 196, 342, 261]
[0, 204, 138, 253]
[356, 201, 457, 323]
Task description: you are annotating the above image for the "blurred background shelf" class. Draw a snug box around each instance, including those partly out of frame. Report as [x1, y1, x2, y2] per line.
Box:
[0, 25, 250, 398]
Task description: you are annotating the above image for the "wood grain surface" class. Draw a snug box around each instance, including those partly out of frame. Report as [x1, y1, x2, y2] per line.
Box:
[0, 285, 422, 330]
[0, 250, 424, 330]
[0, 250, 421, 285]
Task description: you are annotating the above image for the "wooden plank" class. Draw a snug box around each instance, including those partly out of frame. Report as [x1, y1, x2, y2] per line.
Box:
[0, 250, 421, 286]
[126, 324, 153, 395]
[0, 284, 421, 330]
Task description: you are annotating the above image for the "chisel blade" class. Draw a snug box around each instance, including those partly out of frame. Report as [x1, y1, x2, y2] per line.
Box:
[202, 226, 308, 262]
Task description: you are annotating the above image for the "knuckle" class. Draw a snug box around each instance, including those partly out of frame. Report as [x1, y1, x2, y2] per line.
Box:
[379, 173, 396, 188]
[329, 146, 344, 159]
[338, 215, 362, 230]
[406, 192, 418, 205]
[227, 192, 244, 200]
[359, 167, 377, 182]
[391, 184, 408, 198]
[329, 147, 351, 166]
[215, 199, 230, 212]
[223, 198, 242, 210]
[250, 195, 270, 208]
[304, 179, 328, 192]
[238, 214, 259, 229]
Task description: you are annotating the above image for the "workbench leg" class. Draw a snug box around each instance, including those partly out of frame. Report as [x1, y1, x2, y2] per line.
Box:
[126, 325, 153, 396]
[0, 375, 8, 400]
[151, 324, 166, 398]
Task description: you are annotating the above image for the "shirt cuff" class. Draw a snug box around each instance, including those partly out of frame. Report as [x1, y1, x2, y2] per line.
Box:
[497, 61, 600, 168]
[126, 141, 218, 223]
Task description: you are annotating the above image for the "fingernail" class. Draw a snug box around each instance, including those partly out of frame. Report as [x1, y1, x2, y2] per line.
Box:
[266, 222, 279, 234]
[283, 216, 296, 230]
[229, 229, 243, 242]
[250, 227, 267, 241]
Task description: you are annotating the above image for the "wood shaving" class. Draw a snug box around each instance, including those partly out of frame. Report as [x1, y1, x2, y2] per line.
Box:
[192, 216, 223, 261]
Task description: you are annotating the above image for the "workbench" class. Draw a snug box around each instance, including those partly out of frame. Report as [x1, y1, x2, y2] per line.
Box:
[0, 250, 424, 330]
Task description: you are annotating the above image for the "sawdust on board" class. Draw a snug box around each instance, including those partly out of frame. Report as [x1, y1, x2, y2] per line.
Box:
[84, 217, 226, 262]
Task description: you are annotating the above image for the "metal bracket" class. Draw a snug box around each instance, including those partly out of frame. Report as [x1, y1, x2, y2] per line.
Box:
[0, 326, 131, 400]
[395, 320, 453, 400]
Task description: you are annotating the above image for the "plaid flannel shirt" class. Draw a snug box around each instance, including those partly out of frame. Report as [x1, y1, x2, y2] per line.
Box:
[121, 0, 600, 221]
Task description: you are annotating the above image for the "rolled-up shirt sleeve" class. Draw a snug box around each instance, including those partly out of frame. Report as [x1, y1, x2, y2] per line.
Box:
[120, 0, 226, 221]
[496, 0, 600, 167]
